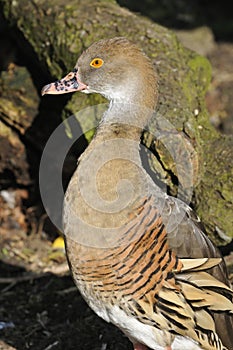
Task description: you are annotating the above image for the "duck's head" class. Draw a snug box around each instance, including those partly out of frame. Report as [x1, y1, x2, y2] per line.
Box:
[42, 37, 158, 108]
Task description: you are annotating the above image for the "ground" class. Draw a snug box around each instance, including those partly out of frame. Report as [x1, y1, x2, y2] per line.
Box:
[0, 230, 131, 350]
[0, 33, 233, 350]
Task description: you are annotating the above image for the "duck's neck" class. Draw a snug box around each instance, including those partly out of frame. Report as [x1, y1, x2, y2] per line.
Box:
[96, 96, 157, 144]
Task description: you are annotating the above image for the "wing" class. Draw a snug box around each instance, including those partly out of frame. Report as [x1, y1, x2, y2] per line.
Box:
[122, 195, 233, 349]
[137, 265, 233, 350]
[159, 195, 233, 349]
[157, 194, 231, 284]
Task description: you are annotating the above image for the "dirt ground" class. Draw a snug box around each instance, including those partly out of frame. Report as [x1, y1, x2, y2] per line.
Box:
[0, 228, 131, 350]
[1, 33, 233, 350]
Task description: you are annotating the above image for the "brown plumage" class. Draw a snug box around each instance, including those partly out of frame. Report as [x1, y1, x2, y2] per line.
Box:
[42, 37, 233, 350]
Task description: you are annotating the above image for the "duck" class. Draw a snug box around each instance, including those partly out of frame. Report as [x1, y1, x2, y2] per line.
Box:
[41, 37, 233, 350]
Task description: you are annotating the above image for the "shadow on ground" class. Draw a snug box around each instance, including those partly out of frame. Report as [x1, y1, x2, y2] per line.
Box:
[0, 261, 131, 350]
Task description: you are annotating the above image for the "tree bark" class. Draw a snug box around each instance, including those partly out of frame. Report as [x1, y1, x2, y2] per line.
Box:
[0, 0, 232, 244]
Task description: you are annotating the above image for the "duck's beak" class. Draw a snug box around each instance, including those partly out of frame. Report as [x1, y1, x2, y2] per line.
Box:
[41, 69, 87, 96]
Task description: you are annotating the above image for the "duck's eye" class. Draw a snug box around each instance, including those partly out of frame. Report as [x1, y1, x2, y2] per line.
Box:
[90, 58, 104, 68]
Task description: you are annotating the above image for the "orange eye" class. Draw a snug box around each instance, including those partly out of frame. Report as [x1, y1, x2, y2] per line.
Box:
[90, 58, 104, 68]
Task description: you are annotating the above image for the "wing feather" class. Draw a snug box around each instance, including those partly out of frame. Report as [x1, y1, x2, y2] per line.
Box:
[124, 196, 233, 349]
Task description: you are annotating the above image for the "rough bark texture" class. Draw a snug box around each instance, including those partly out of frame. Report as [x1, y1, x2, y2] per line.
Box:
[0, 0, 232, 244]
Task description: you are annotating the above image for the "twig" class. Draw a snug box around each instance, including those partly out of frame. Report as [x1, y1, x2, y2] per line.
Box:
[56, 286, 77, 295]
[0, 272, 49, 284]
[43, 341, 59, 350]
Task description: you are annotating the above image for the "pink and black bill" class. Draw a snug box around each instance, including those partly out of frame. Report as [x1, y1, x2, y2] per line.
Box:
[41, 68, 87, 95]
